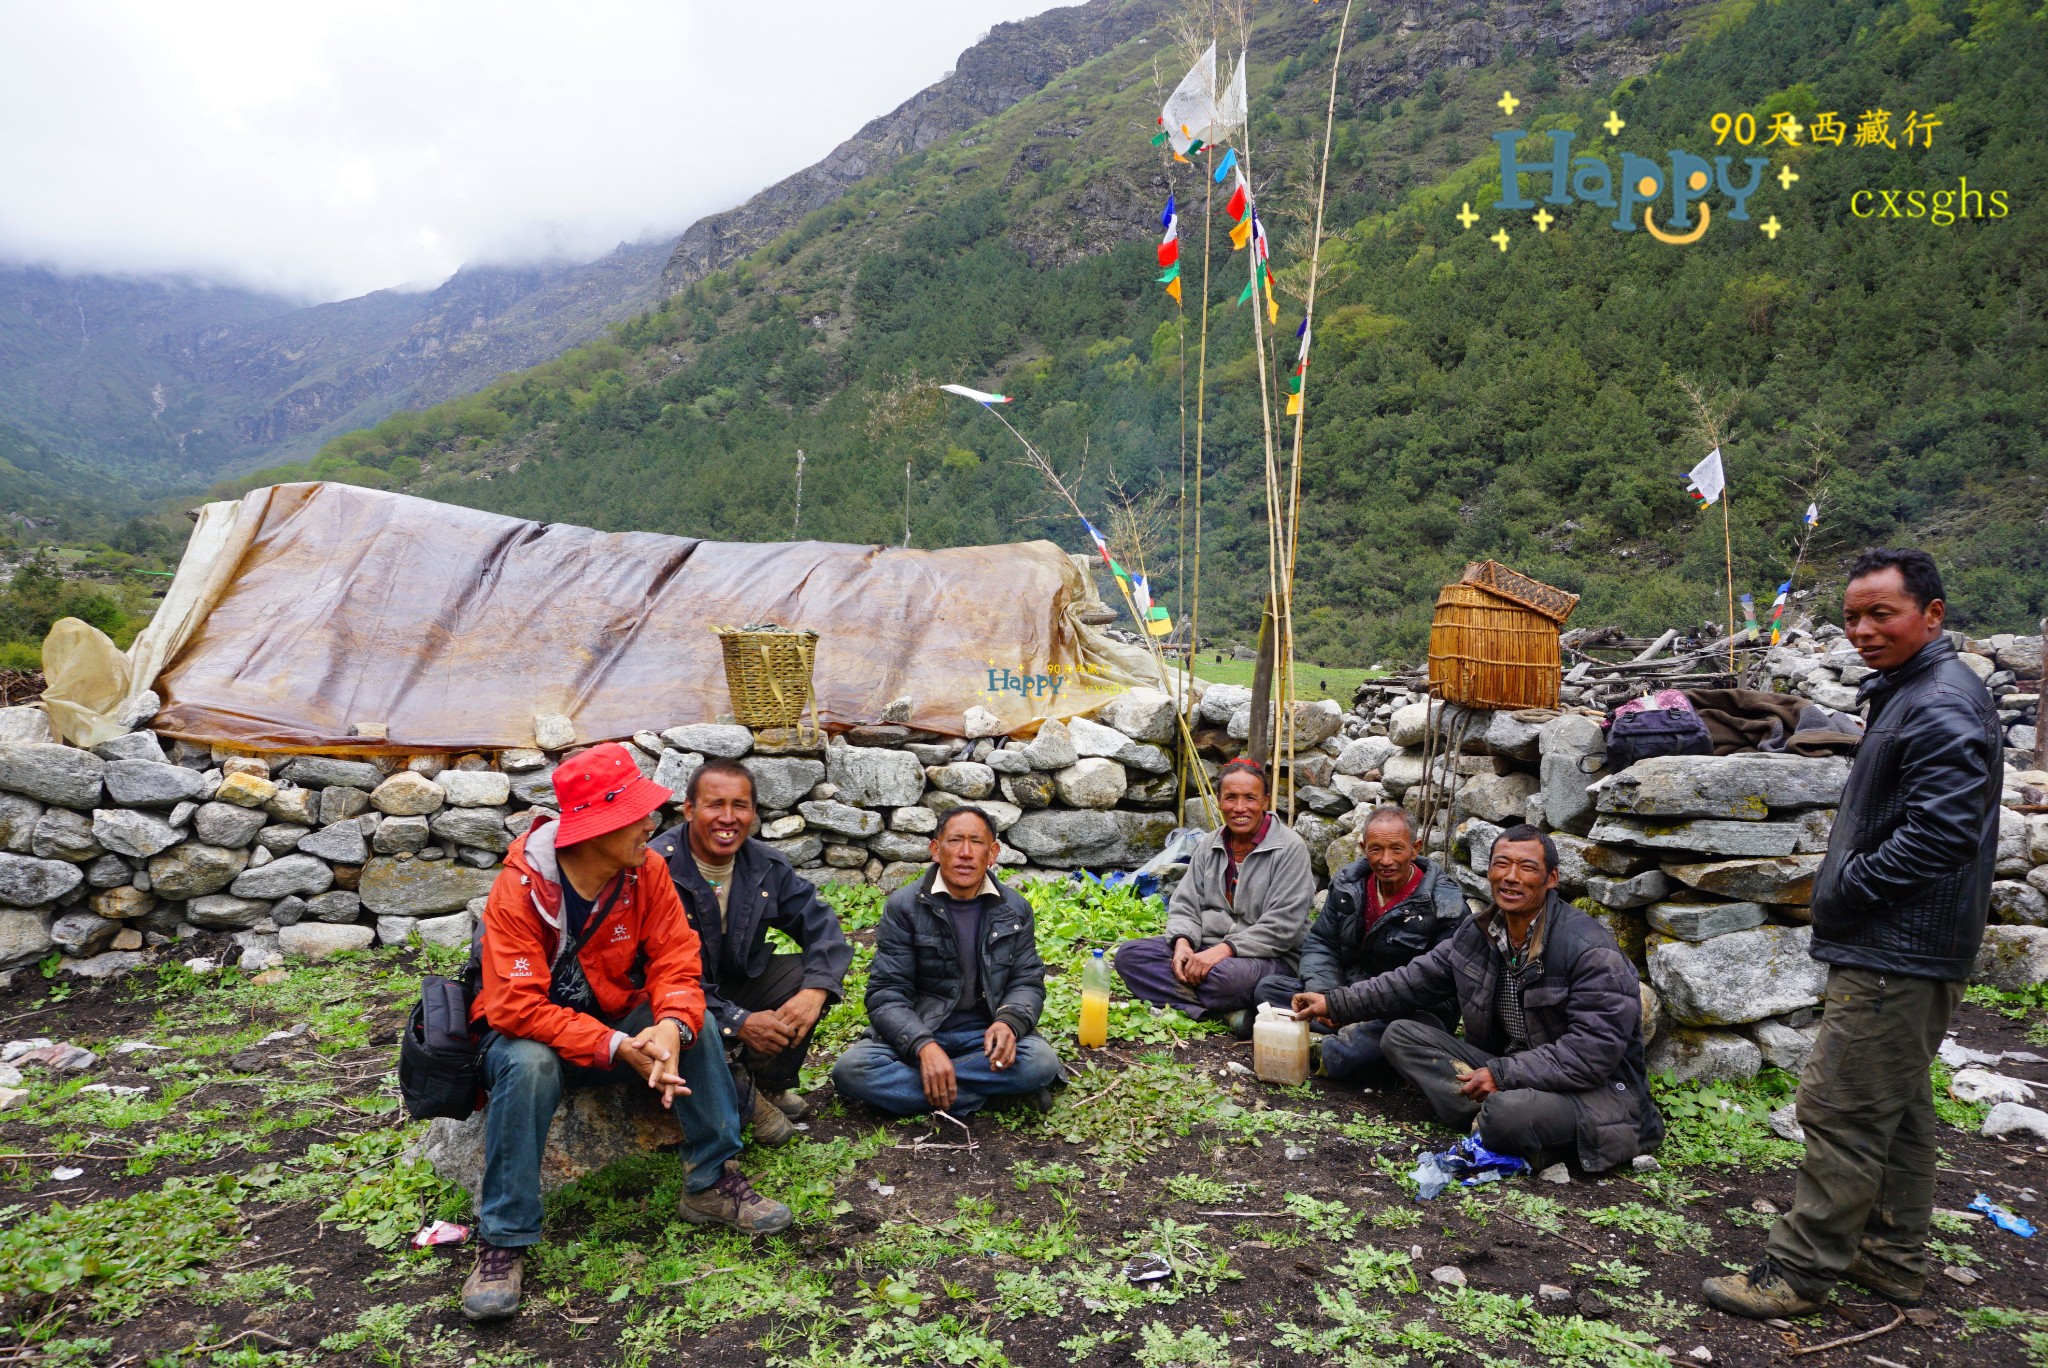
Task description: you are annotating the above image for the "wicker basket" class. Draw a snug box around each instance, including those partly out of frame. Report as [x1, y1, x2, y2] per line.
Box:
[1429, 582, 1563, 710]
[1460, 560, 1579, 624]
[713, 626, 819, 729]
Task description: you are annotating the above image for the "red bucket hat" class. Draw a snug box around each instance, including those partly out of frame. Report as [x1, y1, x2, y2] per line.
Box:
[551, 742, 672, 847]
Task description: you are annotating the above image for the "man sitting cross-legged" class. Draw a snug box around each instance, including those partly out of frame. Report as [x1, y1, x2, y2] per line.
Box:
[831, 806, 1062, 1117]
[1293, 825, 1663, 1172]
[1257, 805, 1467, 1081]
[651, 759, 853, 1147]
[460, 743, 791, 1323]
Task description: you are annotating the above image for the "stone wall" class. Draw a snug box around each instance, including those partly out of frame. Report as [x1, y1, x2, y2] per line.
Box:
[0, 686, 1194, 979]
[1195, 628, 2048, 1085]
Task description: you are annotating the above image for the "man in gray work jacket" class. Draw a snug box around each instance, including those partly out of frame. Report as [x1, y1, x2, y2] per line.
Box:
[1707, 549, 2001, 1319]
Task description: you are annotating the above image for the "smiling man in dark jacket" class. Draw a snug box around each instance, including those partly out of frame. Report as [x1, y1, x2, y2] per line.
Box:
[1707, 549, 2001, 1320]
[1259, 806, 1466, 1081]
[831, 806, 1061, 1116]
[651, 759, 854, 1147]
[1294, 824, 1661, 1171]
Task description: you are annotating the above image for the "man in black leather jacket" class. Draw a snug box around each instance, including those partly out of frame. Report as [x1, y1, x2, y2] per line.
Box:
[1258, 806, 1466, 1080]
[1708, 549, 2001, 1320]
[653, 760, 853, 1147]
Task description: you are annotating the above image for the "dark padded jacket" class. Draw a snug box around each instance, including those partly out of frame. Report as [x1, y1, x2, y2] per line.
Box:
[1326, 894, 1662, 1172]
[651, 829, 854, 1046]
[1300, 855, 1466, 1032]
[863, 866, 1046, 1064]
[1810, 636, 2002, 982]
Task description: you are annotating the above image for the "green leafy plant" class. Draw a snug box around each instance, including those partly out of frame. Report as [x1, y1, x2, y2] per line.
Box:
[1134, 1321, 1234, 1367]
[1013, 1158, 1086, 1192]
[1285, 1192, 1362, 1241]
[0, 1175, 245, 1319]
[1585, 1202, 1710, 1253]
[1164, 1172, 1245, 1204]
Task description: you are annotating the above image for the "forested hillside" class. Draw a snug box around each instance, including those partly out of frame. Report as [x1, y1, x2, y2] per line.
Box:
[254, 0, 2048, 662]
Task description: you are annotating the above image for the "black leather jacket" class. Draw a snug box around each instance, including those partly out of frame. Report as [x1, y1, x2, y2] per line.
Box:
[864, 866, 1045, 1064]
[1300, 855, 1466, 1031]
[1810, 636, 2001, 981]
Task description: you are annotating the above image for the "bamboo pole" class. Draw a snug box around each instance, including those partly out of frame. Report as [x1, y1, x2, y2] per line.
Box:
[1277, 0, 1356, 820]
[1720, 487, 1736, 673]
[955, 396, 1219, 818]
[1231, 70, 1289, 823]
[1190, 135, 1217, 716]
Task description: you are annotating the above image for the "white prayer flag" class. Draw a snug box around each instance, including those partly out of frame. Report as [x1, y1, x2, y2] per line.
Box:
[1686, 447, 1726, 507]
[1159, 44, 1217, 155]
[940, 384, 1011, 405]
[1208, 51, 1248, 140]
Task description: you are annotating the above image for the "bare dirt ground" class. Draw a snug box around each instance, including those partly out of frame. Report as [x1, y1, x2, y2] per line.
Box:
[1, 908, 2043, 1368]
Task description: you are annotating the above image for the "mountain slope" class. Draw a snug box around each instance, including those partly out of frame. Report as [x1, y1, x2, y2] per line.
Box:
[274, 0, 2048, 659]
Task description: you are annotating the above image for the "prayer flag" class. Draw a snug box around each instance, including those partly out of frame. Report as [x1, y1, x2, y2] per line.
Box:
[940, 384, 1011, 405]
[1213, 147, 1238, 182]
[1212, 52, 1248, 139]
[1804, 501, 1820, 529]
[1684, 447, 1726, 507]
[1165, 276, 1182, 304]
[1226, 172, 1249, 222]
[1768, 578, 1793, 643]
[1740, 593, 1758, 634]
[1228, 216, 1253, 250]
[1157, 199, 1179, 268]
[1285, 318, 1310, 414]
[1159, 44, 1218, 156]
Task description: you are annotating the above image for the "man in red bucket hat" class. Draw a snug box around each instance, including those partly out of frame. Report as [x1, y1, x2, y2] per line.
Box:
[460, 741, 790, 1322]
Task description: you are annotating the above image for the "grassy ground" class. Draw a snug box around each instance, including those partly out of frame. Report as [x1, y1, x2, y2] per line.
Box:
[1, 880, 2045, 1367]
[1181, 660, 1385, 705]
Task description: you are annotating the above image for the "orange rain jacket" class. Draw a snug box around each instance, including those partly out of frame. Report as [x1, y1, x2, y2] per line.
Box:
[471, 814, 706, 1070]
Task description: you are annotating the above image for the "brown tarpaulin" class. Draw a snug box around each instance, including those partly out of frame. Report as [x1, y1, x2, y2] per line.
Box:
[148, 483, 1159, 750]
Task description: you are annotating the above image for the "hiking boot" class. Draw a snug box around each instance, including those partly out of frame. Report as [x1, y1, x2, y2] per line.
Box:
[1702, 1261, 1826, 1319]
[677, 1161, 793, 1235]
[1844, 1251, 1924, 1306]
[765, 1088, 809, 1121]
[460, 1242, 524, 1322]
[749, 1086, 796, 1147]
[1220, 1009, 1254, 1040]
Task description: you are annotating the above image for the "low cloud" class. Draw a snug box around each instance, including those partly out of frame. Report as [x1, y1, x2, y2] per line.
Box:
[0, 0, 1064, 302]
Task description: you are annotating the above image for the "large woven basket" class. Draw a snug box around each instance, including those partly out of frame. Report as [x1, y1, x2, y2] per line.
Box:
[713, 626, 819, 729]
[1428, 582, 1563, 710]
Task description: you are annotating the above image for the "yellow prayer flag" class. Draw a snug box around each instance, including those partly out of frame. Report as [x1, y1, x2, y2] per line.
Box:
[1228, 217, 1252, 250]
[1286, 391, 1302, 415]
[1165, 276, 1182, 304]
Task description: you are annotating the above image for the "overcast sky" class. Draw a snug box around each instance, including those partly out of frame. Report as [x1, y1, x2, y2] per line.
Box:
[0, 0, 1068, 302]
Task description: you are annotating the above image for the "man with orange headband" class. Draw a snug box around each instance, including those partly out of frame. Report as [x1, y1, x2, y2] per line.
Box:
[460, 742, 790, 1323]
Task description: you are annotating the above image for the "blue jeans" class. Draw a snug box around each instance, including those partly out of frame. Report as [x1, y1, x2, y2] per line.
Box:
[477, 1012, 743, 1248]
[831, 1025, 1062, 1117]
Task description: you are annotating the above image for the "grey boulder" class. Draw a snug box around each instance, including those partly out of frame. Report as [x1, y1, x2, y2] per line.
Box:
[1647, 924, 1828, 1026]
[193, 801, 269, 848]
[742, 757, 826, 811]
[359, 857, 498, 916]
[103, 759, 210, 808]
[1590, 754, 1849, 820]
[184, 894, 272, 930]
[430, 807, 510, 854]
[230, 854, 335, 900]
[1003, 809, 1174, 869]
[0, 743, 106, 808]
[90, 809, 183, 859]
[146, 843, 249, 899]
[825, 744, 924, 807]
[279, 757, 385, 790]
[33, 809, 104, 862]
[0, 853, 85, 907]
[660, 723, 753, 759]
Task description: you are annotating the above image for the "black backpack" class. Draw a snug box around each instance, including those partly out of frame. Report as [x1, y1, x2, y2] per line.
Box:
[1604, 703, 1714, 773]
[396, 882, 626, 1121]
[398, 922, 488, 1121]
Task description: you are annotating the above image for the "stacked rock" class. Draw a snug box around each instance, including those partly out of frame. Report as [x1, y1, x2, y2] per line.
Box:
[0, 687, 1196, 979]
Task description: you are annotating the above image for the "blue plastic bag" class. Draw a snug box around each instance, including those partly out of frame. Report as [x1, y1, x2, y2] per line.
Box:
[1969, 1193, 2037, 1237]
[1410, 1136, 1528, 1201]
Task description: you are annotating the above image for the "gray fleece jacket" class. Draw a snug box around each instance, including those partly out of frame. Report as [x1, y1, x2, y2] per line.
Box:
[1164, 816, 1315, 967]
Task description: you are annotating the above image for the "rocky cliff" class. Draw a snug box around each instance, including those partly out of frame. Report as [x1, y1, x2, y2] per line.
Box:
[657, 0, 1166, 295]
